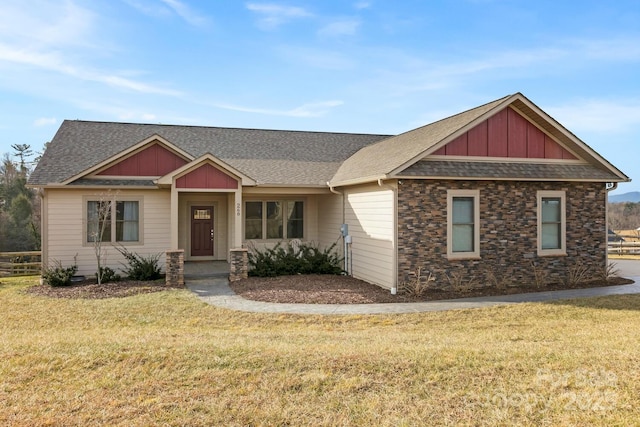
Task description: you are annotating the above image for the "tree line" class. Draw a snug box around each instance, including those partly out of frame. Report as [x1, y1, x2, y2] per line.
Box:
[608, 201, 640, 231]
[0, 144, 40, 252]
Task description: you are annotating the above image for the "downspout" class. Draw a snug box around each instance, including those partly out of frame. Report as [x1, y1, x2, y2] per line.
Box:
[378, 178, 399, 295]
[328, 183, 348, 274]
[605, 182, 619, 266]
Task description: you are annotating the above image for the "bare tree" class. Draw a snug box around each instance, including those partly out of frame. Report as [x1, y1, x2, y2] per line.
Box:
[87, 191, 116, 285]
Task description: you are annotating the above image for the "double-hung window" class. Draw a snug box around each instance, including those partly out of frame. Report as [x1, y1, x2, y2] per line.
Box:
[86, 198, 141, 244]
[447, 189, 480, 259]
[537, 191, 566, 256]
[244, 200, 304, 240]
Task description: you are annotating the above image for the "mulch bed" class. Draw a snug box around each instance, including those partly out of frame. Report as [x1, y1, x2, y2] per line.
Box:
[26, 279, 183, 300]
[24, 275, 634, 304]
[229, 275, 635, 304]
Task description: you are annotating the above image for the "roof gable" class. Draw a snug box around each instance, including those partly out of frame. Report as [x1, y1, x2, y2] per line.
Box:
[96, 141, 190, 177]
[176, 163, 239, 190]
[431, 107, 578, 160]
[156, 153, 256, 187]
[329, 93, 629, 186]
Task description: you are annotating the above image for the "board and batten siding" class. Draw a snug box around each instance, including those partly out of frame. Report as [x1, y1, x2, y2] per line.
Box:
[344, 184, 396, 289]
[43, 188, 171, 277]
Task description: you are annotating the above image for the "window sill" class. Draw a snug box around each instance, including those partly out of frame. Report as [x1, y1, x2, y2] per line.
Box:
[537, 250, 567, 257]
[447, 253, 481, 261]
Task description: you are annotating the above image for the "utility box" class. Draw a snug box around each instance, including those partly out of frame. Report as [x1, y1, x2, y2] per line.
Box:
[340, 224, 349, 237]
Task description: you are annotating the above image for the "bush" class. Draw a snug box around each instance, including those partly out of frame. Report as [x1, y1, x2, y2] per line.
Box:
[43, 261, 78, 287]
[248, 242, 343, 277]
[96, 266, 121, 283]
[115, 245, 162, 280]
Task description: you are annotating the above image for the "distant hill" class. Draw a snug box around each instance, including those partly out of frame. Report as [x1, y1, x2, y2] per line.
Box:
[609, 191, 640, 203]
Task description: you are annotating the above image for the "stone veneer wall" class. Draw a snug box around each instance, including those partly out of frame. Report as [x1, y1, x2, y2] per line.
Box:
[229, 248, 248, 282]
[397, 180, 607, 289]
[165, 249, 185, 287]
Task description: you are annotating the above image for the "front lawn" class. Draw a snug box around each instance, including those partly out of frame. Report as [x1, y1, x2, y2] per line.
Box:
[1, 276, 639, 426]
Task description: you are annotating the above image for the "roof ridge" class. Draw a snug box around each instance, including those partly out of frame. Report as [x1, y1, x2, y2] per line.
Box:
[63, 119, 393, 138]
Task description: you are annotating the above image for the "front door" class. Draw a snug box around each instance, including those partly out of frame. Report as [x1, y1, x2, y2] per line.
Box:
[191, 206, 214, 257]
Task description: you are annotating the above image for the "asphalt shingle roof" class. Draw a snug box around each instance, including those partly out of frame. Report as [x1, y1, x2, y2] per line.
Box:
[28, 93, 629, 187]
[29, 121, 391, 186]
[399, 161, 622, 181]
[329, 95, 511, 185]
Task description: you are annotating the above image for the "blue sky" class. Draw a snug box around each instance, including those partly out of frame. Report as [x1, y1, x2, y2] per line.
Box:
[1, 0, 639, 193]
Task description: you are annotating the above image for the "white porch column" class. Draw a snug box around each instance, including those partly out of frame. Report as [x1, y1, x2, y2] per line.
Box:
[233, 189, 243, 248]
[170, 185, 179, 250]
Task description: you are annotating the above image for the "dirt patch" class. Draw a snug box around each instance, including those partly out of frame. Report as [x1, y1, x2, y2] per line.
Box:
[26, 275, 634, 303]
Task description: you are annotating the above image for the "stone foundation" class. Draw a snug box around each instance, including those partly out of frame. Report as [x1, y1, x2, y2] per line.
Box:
[165, 250, 185, 287]
[229, 248, 248, 282]
[397, 180, 607, 290]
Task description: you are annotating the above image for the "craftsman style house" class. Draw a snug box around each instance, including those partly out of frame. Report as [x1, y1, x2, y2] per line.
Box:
[29, 93, 629, 291]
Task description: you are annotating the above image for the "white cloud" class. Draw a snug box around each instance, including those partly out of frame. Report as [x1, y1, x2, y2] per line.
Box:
[0, 43, 182, 96]
[33, 117, 57, 127]
[214, 100, 343, 117]
[123, 0, 208, 26]
[354, 2, 371, 9]
[0, 0, 96, 48]
[246, 3, 312, 29]
[318, 19, 360, 38]
[159, 0, 209, 27]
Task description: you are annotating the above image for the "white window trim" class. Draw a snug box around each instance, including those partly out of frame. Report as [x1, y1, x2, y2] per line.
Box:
[447, 189, 480, 260]
[537, 190, 566, 256]
[83, 196, 144, 246]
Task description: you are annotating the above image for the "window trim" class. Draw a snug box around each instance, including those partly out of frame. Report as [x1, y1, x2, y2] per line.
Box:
[537, 190, 566, 256]
[243, 199, 305, 241]
[83, 196, 144, 246]
[447, 189, 480, 260]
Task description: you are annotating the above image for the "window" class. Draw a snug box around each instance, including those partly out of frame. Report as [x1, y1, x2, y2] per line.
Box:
[244, 200, 304, 240]
[245, 201, 263, 239]
[537, 191, 566, 255]
[447, 190, 480, 259]
[86, 198, 141, 244]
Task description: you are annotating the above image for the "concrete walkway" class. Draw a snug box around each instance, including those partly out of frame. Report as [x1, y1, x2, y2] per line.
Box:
[187, 271, 640, 316]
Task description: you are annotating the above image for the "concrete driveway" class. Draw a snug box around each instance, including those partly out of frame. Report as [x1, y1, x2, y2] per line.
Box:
[612, 259, 640, 278]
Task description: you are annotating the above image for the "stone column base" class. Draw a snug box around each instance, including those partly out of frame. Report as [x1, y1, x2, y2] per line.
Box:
[229, 248, 248, 282]
[166, 250, 185, 287]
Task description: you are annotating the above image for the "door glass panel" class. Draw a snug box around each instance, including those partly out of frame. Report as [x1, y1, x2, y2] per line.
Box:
[193, 209, 211, 220]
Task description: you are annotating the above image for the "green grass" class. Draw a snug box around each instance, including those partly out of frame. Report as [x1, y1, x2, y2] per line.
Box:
[1, 276, 640, 426]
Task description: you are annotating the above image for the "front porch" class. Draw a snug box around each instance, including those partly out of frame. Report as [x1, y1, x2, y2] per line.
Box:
[184, 260, 230, 279]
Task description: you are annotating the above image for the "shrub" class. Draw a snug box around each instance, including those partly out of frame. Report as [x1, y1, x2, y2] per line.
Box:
[115, 245, 162, 280]
[43, 261, 78, 287]
[248, 242, 343, 277]
[400, 267, 435, 297]
[96, 266, 121, 283]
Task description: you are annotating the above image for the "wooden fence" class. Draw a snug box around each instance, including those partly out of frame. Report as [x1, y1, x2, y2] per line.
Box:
[608, 242, 640, 255]
[0, 251, 42, 277]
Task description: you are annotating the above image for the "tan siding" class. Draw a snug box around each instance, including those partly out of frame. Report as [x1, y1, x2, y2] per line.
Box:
[44, 189, 171, 277]
[344, 184, 395, 289]
[317, 193, 344, 256]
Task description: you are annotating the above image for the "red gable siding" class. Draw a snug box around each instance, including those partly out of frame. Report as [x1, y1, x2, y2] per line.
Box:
[434, 107, 577, 160]
[98, 144, 188, 176]
[176, 163, 238, 189]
